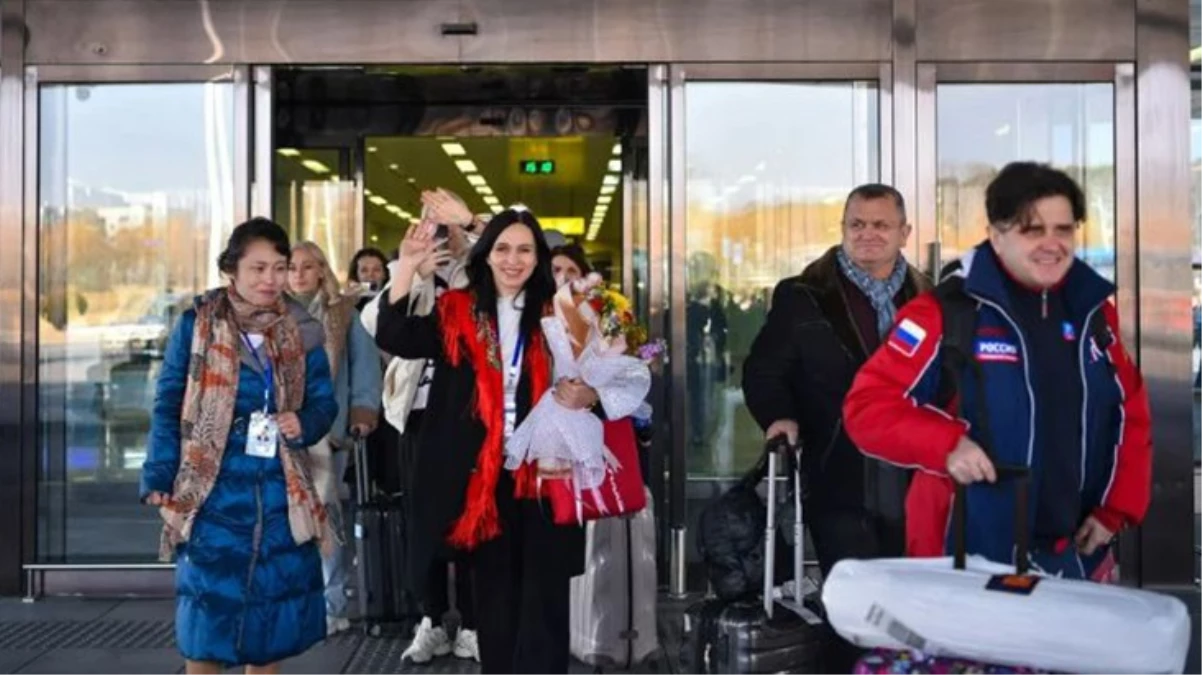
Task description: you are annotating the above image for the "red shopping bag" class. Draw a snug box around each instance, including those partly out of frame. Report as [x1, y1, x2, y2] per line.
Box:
[543, 418, 646, 525]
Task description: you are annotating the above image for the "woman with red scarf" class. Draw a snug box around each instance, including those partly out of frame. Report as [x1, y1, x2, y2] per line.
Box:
[374, 208, 598, 674]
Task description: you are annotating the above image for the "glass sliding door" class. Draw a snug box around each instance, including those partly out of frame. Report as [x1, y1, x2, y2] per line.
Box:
[36, 68, 240, 563]
[934, 79, 1117, 277]
[667, 64, 883, 591]
[917, 62, 1138, 580]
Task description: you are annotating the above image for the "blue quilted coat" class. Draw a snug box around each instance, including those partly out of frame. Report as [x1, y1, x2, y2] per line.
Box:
[140, 298, 339, 666]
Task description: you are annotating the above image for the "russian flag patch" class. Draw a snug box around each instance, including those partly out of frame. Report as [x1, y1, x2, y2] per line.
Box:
[888, 318, 927, 358]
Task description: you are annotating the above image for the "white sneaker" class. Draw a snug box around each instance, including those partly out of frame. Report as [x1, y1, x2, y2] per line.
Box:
[401, 617, 452, 664]
[453, 628, 480, 662]
[326, 615, 351, 636]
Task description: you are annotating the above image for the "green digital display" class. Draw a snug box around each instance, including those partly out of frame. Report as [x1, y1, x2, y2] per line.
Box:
[519, 159, 556, 175]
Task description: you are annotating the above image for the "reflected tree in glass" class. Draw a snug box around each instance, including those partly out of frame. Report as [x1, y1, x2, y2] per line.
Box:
[682, 81, 878, 481]
[935, 83, 1116, 280]
[37, 82, 235, 562]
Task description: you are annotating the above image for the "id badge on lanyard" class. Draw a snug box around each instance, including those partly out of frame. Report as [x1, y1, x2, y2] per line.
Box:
[242, 333, 279, 459]
[503, 334, 524, 440]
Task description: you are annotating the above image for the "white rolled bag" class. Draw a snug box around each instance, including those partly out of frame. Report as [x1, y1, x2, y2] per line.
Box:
[569, 487, 660, 668]
[822, 470, 1191, 674]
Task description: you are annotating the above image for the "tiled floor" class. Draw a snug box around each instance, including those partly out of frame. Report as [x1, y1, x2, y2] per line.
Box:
[0, 589, 1196, 674]
[0, 597, 679, 674]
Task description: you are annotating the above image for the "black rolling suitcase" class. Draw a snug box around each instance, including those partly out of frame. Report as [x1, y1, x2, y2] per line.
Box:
[681, 439, 829, 673]
[352, 431, 419, 636]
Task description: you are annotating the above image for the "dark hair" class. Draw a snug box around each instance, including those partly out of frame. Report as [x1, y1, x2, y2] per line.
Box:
[985, 162, 1086, 230]
[217, 217, 291, 274]
[550, 244, 592, 277]
[467, 209, 556, 339]
[348, 247, 391, 284]
[843, 183, 907, 223]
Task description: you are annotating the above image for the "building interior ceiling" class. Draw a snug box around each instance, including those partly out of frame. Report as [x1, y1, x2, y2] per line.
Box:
[272, 64, 639, 262]
[274, 134, 624, 257]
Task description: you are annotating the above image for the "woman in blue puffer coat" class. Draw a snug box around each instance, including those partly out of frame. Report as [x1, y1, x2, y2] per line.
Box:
[141, 217, 340, 674]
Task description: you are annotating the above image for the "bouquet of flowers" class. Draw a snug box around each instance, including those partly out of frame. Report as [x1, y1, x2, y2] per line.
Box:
[504, 273, 665, 522]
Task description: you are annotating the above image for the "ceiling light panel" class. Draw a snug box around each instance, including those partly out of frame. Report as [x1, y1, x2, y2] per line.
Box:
[586, 144, 623, 242]
[301, 159, 330, 174]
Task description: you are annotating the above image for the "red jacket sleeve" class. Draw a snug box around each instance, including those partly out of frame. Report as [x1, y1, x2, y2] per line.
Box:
[843, 293, 970, 475]
[1091, 301, 1152, 532]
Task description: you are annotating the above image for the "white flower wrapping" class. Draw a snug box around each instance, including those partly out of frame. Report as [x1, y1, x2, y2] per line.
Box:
[503, 279, 651, 503]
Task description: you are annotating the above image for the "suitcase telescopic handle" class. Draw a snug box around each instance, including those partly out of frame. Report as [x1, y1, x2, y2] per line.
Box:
[952, 463, 1030, 574]
[762, 436, 802, 618]
[946, 325, 1032, 575]
[351, 428, 371, 507]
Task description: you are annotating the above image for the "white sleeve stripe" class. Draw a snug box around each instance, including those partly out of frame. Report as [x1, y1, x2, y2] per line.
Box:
[1100, 364, 1126, 507]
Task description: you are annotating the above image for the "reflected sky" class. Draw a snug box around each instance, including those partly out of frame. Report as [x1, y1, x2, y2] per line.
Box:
[939, 83, 1115, 170]
[936, 82, 1117, 269]
[40, 83, 232, 206]
[685, 82, 878, 209]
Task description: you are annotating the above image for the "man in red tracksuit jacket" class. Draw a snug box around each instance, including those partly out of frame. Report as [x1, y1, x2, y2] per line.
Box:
[843, 162, 1152, 578]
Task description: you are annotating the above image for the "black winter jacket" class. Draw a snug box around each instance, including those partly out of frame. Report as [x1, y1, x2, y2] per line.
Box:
[741, 246, 931, 519]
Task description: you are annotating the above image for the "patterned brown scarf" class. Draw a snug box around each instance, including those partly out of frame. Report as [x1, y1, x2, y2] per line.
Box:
[157, 286, 336, 561]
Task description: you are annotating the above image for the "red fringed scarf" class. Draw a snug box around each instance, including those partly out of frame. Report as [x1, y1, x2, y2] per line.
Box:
[438, 290, 550, 550]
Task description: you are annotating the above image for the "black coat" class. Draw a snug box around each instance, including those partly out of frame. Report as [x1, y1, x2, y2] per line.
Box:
[741, 246, 931, 519]
[374, 292, 585, 596]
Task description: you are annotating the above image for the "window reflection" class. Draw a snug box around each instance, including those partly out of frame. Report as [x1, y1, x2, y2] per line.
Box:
[936, 83, 1116, 279]
[38, 82, 235, 562]
[274, 148, 357, 282]
[683, 81, 878, 480]
[1191, 68, 1200, 464]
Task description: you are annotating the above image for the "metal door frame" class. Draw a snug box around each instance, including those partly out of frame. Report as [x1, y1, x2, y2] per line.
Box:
[914, 60, 1141, 581]
[664, 62, 894, 596]
[21, 63, 253, 598]
[914, 62, 1135, 287]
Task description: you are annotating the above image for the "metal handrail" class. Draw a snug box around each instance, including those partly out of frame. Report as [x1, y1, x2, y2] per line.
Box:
[22, 562, 175, 602]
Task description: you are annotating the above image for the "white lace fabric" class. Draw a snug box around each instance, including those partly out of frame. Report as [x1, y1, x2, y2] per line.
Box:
[504, 308, 651, 512]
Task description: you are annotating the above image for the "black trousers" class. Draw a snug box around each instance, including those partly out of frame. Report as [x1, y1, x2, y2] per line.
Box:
[808, 509, 906, 673]
[470, 493, 573, 674]
[366, 418, 403, 495]
[423, 555, 476, 630]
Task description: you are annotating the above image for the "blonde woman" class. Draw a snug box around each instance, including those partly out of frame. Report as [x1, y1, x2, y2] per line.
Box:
[287, 241, 383, 635]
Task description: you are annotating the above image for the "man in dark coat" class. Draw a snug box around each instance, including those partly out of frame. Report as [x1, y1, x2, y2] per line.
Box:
[743, 184, 930, 577]
[742, 184, 929, 671]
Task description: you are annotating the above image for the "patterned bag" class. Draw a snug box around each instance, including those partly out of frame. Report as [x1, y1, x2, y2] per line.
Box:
[853, 648, 1042, 674]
